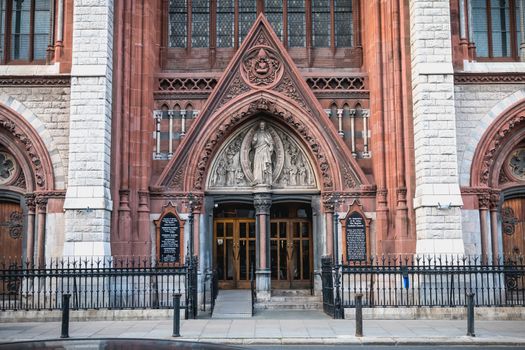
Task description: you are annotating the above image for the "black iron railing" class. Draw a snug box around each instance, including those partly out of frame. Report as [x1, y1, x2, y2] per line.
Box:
[0, 257, 195, 315]
[321, 255, 525, 318]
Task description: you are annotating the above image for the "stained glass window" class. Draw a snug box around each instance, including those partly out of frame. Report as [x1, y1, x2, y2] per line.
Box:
[287, 0, 305, 47]
[192, 0, 209, 48]
[239, 0, 257, 44]
[265, 0, 283, 40]
[168, 0, 187, 48]
[0, 1, 5, 60]
[312, 0, 330, 47]
[217, 0, 234, 47]
[335, 0, 352, 47]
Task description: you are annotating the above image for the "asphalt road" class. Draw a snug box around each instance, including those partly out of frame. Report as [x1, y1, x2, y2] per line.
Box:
[244, 346, 525, 350]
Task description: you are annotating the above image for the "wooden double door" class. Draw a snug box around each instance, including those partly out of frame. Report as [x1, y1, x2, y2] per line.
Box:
[214, 218, 312, 289]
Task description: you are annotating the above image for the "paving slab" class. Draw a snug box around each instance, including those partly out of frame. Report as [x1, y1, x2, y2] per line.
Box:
[1, 318, 525, 345]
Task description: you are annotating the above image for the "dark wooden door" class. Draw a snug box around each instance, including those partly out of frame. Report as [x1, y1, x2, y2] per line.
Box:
[0, 201, 23, 294]
[501, 198, 525, 291]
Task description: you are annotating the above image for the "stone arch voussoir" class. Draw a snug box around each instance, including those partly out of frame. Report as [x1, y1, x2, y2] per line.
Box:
[0, 98, 58, 191]
[182, 92, 358, 192]
[471, 96, 525, 188]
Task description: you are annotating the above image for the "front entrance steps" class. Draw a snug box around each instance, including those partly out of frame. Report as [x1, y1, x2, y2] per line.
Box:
[212, 290, 252, 319]
[255, 289, 322, 311]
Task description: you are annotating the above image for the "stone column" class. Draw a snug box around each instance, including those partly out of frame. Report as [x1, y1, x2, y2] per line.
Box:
[63, 0, 114, 257]
[25, 194, 36, 265]
[409, 0, 464, 256]
[35, 197, 48, 267]
[478, 193, 490, 263]
[254, 192, 271, 301]
[489, 191, 501, 262]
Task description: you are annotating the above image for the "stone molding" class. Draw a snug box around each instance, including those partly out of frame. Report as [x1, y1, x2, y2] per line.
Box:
[471, 101, 525, 187]
[0, 95, 65, 189]
[0, 76, 70, 87]
[455, 73, 525, 84]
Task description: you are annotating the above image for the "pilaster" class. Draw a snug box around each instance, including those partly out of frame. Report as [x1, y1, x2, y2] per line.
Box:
[63, 0, 114, 257]
[409, 0, 464, 256]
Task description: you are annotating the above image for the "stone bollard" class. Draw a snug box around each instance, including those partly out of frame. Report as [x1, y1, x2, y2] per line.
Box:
[60, 294, 71, 338]
[355, 293, 363, 337]
[467, 292, 475, 337]
[173, 293, 181, 337]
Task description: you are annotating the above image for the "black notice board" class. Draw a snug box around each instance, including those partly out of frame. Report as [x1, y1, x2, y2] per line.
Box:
[345, 211, 367, 261]
[159, 213, 181, 263]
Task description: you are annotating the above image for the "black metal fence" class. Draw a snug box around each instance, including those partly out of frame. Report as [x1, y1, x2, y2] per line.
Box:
[0, 256, 199, 317]
[321, 255, 525, 318]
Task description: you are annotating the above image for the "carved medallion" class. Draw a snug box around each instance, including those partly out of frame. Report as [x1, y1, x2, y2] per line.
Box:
[0, 152, 18, 185]
[508, 148, 525, 181]
[241, 46, 283, 88]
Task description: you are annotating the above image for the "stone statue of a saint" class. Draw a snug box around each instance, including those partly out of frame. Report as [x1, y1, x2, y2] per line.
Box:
[251, 121, 274, 185]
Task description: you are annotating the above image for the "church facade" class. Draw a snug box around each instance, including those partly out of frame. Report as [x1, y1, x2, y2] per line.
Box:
[0, 0, 524, 295]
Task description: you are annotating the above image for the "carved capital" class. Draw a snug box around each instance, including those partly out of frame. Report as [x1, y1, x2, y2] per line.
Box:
[478, 193, 490, 209]
[35, 196, 48, 212]
[489, 191, 501, 210]
[253, 193, 272, 215]
[25, 194, 36, 212]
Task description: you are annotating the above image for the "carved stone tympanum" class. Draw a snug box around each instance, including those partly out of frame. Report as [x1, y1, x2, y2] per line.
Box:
[208, 120, 317, 191]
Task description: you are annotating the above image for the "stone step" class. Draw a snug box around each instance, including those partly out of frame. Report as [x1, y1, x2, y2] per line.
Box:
[255, 301, 323, 310]
[268, 296, 322, 302]
[271, 289, 314, 297]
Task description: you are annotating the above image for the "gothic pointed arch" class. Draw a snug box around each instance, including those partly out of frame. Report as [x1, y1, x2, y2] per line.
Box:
[0, 104, 56, 192]
[155, 14, 369, 193]
[471, 99, 525, 189]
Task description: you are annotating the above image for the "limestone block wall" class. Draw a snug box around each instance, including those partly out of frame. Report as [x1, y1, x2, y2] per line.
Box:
[63, 0, 114, 257]
[0, 86, 70, 189]
[409, 0, 464, 255]
[455, 84, 525, 186]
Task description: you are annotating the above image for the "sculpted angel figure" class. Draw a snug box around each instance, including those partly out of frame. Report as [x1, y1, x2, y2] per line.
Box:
[251, 121, 274, 185]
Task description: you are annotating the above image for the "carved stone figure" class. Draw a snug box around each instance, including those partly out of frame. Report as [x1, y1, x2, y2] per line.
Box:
[251, 121, 274, 185]
[207, 121, 316, 190]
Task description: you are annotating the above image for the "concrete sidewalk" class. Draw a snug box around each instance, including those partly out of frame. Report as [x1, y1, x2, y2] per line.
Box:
[1, 312, 525, 346]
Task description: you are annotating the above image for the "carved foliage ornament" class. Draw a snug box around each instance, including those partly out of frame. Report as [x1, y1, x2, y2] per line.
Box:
[0, 117, 46, 188]
[241, 46, 283, 88]
[479, 114, 525, 185]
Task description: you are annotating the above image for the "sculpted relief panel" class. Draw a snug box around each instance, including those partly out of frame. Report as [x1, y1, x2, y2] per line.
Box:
[208, 121, 317, 191]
